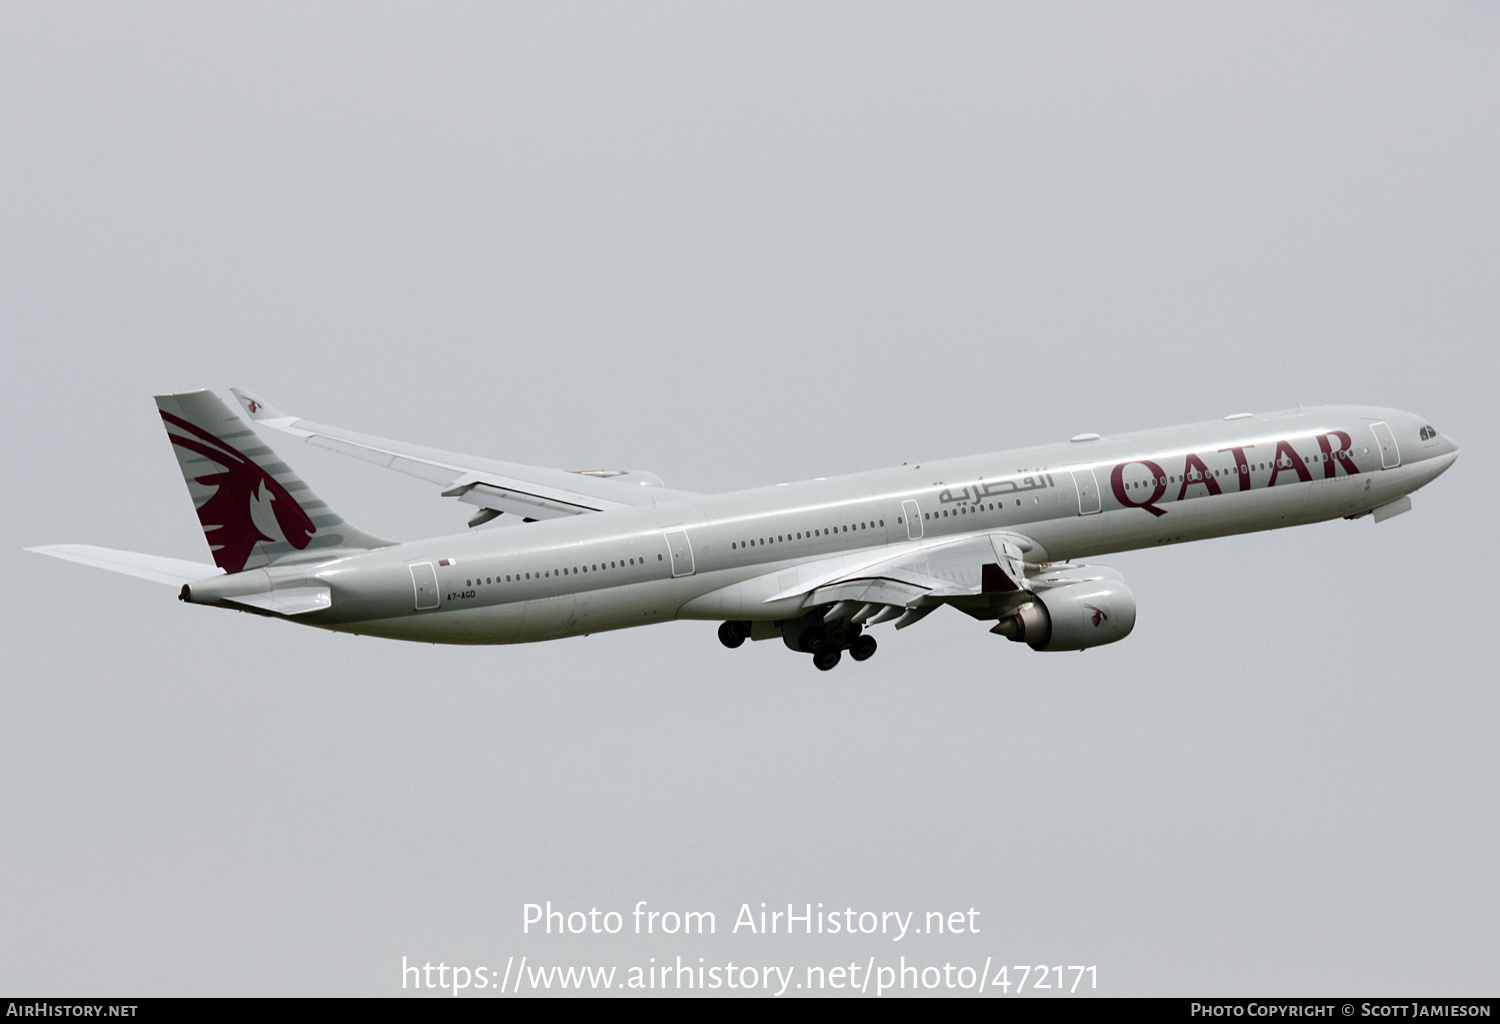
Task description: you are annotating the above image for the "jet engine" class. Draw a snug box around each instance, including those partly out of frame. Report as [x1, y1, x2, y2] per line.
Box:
[990, 578, 1136, 651]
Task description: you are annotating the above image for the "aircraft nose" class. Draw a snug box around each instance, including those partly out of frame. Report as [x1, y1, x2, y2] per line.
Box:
[1430, 441, 1459, 476]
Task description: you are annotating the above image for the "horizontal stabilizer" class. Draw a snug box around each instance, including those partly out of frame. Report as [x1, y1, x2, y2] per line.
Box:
[224, 586, 332, 616]
[26, 544, 223, 586]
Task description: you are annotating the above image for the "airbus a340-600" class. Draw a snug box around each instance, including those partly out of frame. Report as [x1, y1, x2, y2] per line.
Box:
[28, 390, 1457, 669]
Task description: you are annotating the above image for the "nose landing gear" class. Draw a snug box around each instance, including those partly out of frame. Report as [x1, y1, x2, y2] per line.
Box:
[717, 617, 750, 647]
[717, 621, 751, 648]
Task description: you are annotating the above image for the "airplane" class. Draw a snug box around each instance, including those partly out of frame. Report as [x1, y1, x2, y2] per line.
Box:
[27, 390, 1458, 670]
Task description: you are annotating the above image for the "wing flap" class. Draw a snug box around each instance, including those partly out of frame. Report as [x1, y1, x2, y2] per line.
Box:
[442, 479, 618, 520]
[803, 575, 935, 610]
[742, 530, 1044, 631]
[769, 531, 1037, 605]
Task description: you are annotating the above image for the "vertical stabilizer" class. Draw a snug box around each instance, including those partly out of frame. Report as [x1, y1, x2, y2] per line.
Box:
[155, 390, 389, 573]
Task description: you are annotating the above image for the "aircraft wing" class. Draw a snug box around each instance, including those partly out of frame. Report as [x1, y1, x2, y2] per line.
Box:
[766, 531, 1039, 629]
[230, 388, 701, 525]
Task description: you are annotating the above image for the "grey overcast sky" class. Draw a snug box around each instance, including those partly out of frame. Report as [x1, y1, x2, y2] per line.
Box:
[2, 1, 1495, 997]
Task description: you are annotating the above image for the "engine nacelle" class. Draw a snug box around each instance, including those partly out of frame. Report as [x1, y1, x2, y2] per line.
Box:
[990, 578, 1136, 651]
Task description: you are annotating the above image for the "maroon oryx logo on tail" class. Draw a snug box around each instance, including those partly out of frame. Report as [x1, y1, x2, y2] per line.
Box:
[1083, 603, 1108, 627]
[161, 410, 316, 573]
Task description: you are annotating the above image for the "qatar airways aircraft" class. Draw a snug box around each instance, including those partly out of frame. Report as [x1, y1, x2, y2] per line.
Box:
[28, 390, 1457, 669]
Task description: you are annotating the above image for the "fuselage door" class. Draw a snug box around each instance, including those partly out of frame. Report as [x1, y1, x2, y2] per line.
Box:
[1072, 468, 1102, 515]
[902, 500, 923, 540]
[664, 528, 696, 577]
[410, 562, 439, 610]
[1370, 422, 1401, 469]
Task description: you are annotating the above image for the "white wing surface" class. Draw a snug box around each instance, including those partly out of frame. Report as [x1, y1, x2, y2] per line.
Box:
[766, 531, 1039, 629]
[231, 388, 701, 524]
[26, 544, 223, 586]
[224, 585, 332, 616]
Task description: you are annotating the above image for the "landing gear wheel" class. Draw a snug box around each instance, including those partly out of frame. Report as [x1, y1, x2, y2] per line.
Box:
[850, 635, 877, 661]
[718, 621, 746, 649]
[813, 650, 842, 671]
[798, 626, 829, 654]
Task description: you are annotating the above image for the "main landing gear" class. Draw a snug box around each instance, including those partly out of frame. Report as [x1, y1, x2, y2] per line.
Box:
[718, 616, 879, 670]
[810, 641, 876, 671]
[808, 629, 876, 671]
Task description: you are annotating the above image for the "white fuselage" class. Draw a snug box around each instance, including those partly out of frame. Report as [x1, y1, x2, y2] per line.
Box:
[188, 405, 1457, 645]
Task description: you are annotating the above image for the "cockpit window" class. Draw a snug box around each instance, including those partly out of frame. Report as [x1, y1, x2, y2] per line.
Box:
[1419, 426, 1438, 440]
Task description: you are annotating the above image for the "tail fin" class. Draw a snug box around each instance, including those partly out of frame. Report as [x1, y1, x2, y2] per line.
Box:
[155, 390, 389, 574]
